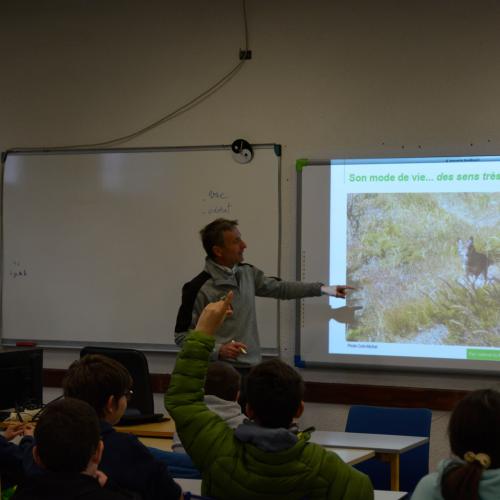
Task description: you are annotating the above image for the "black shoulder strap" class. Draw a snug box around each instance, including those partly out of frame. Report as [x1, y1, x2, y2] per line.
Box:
[174, 271, 211, 333]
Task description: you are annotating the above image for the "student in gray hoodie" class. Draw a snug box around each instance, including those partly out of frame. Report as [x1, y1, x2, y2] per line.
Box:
[171, 361, 245, 453]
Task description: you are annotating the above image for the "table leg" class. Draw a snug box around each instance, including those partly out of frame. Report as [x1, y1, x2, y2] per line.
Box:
[377, 452, 399, 491]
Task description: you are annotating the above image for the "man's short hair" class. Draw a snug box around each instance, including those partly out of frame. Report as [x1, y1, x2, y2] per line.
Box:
[63, 354, 132, 418]
[246, 358, 304, 428]
[204, 361, 241, 401]
[35, 398, 100, 474]
[200, 218, 239, 259]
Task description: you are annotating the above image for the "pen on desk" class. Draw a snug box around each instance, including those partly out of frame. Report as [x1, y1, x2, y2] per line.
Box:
[16, 409, 24, 423]
[231, 339, 247, 355]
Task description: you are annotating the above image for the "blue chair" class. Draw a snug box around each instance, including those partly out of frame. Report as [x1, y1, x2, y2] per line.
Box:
[345, 405, 432, 494]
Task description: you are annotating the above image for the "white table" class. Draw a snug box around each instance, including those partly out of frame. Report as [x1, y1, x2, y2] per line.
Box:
[175, 479, 406, 499]
[332, 447, 375, 465]
[374, 491, 407, 500]
[311, 430, 428, 491]
[140, 437, 375, 467]
[140, 435, 375, 466]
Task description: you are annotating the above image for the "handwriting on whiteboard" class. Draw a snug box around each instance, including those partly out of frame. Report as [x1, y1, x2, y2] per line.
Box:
[202, 190, 232, 215]
[10, 261, 27, 279]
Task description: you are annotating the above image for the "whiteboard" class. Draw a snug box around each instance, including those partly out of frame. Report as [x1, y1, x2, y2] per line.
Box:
[1, 145, 281, 350]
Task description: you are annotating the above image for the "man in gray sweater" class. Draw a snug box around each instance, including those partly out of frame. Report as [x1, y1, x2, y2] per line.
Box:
[174, 218, 352, 367]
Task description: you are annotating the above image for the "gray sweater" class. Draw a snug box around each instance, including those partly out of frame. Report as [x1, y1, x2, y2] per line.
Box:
[175, 258, 322, 366]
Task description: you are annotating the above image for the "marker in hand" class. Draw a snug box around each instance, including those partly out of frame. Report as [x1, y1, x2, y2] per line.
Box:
[232, 339, 247, 355]
[321, 285, 356, 298]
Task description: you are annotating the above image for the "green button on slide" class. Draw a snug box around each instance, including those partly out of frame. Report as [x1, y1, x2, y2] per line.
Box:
[467, 349, 500, 361]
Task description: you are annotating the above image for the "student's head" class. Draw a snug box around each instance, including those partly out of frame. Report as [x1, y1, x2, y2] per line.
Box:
[63, 354, 133, 424]
[33, 398, 103, 474]
[245, 358, 304, 428]
[441, 389, 500, 500]
[204, 361, 241, 402]
[200, 218, 246, 266]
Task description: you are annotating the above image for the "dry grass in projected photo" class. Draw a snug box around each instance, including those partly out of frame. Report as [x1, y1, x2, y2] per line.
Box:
[346, 193, 500, 346]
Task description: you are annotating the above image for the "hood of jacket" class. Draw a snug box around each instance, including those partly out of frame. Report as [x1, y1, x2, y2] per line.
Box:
[234, 420, 306, 452]
[436, 459, 500, 499]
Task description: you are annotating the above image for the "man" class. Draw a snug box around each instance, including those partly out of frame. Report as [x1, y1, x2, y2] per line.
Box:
[175, 218, 352, 366]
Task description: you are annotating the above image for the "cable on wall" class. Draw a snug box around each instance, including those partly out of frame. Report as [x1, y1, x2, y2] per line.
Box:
[15, 0, 250, 151]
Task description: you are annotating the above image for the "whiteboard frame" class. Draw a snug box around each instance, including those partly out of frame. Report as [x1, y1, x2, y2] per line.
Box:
[1, 144, 282, 353]
[296, 158, 500, 375]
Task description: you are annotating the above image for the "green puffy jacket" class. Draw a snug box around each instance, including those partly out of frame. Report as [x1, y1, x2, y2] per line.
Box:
[165, 331, 373, 500]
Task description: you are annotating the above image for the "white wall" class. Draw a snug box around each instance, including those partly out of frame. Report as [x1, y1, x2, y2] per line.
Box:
[5, 0, 500, 470]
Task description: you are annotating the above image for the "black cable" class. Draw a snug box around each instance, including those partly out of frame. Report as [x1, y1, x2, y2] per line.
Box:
[21, 0, 251, 151]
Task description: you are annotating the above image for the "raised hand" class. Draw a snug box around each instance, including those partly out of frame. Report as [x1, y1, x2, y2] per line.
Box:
[195, 291, 234, 336]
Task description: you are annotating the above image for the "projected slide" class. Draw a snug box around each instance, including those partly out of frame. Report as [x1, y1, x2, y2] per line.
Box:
[329, 157, 500, 363]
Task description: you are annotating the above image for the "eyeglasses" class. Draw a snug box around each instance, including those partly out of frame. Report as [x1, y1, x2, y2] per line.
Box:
[124, 389, 134, 401]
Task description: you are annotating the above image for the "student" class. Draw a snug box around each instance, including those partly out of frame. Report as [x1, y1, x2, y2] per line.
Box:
[12, 398, 131, 500]
[412, 388, 500, 500]
[147, 361, 244, 478]
[63, 354, 182, 500]
[0, 422, 34, 489]
[165, 292, 373, 500]
[171, 361, 245, 453]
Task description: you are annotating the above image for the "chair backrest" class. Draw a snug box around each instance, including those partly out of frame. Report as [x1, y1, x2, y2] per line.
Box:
[80, 346, 154, 416]
[345, 405, 432, 493]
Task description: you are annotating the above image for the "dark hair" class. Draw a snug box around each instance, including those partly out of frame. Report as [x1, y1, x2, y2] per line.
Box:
[35, 398, 100, 473]
[63, 354, 132, 418]
[200, 218, 239, 259]
[441, 389, 500, 500]
[204, 361, 241, 401]
[246, 358, 304, 428]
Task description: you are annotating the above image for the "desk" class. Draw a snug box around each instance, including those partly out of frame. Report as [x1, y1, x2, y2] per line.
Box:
[174, 479, 406, 499]
[374, 492, 407, 500]
[1, 416, 176, 439]
[141, 436, 375, 467]
[331, 448, 375, 466]
[114, 418, 175, 438]
[139, 436, 174, 451]
[310, 430, 428, 491]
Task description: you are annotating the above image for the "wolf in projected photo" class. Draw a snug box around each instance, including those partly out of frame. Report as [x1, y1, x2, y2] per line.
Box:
[346, 193, 500, 346]
[457, 237, 491, 285]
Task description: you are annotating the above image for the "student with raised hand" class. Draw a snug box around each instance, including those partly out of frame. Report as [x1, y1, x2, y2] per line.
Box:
[412, 389, 500, 500]
[63, 355, 183, 500]
[12, 398, 130, 500]
[166, 292, 373, 500]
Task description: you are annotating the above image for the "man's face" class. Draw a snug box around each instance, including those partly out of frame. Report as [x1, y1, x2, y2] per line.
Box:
[213, 228, 247, 267]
